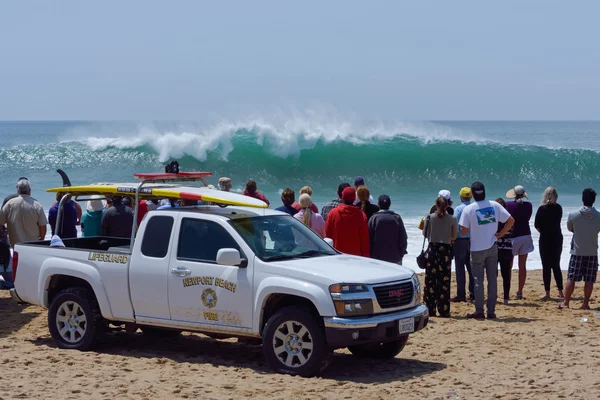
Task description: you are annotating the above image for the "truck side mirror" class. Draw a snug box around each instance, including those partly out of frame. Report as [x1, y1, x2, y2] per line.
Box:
[324, 238, 334, 247]
[216, 248, 244, 267]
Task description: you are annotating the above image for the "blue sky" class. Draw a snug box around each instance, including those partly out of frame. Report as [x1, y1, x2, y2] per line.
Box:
[0, 0, 598, 120]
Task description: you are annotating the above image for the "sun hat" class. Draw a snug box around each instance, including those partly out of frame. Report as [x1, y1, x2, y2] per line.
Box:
[506, 185, 528, 199]
[86, 195, 106, 212]
[438, 190, 451, 201]
[459, 187, 472, 198]
[298, 193, 313, 209]
[342, 187, 356, 202]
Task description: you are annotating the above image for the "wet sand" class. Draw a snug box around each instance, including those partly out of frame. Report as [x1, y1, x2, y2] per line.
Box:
[1, 270, 599, 400]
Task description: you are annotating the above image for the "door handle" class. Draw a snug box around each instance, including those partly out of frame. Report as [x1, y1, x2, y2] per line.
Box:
[171, 267, 191, 277]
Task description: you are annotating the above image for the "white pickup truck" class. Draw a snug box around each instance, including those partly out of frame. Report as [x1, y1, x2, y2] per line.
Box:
[10, 206, 428, 376]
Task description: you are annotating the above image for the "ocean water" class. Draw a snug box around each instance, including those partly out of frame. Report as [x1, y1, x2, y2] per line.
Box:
[1, 119, 600, 272]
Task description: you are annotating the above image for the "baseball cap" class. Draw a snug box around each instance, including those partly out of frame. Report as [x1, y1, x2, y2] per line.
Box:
[471, 181, 486, 197]
[459, 187, 472, 198]
[354, 176, 365, 186]
[342, 187, 356, 202]
[438, 190, 451, 200]
[18, 177, 28, 182]
[378, 194, 391, 209]
[506, 185, 528, 199]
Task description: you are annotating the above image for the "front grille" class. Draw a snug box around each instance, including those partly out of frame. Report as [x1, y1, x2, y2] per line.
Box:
[373, 281, 414, 309]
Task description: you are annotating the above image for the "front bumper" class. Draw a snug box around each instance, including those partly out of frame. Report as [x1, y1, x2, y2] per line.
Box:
[9, 288, 24, 303]
[323, 304, 429, 349]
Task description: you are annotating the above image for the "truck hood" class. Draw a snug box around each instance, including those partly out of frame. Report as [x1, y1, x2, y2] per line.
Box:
[264, 254, 414, 285]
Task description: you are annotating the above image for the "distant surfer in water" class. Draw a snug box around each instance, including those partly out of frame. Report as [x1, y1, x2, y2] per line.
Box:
[243, 180, 270, 206]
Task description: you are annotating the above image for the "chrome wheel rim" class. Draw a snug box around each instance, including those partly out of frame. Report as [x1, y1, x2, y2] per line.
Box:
[272, 320, 313, 368]
[56, 301, 87, 344]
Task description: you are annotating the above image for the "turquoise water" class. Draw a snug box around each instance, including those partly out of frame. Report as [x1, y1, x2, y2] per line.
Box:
[1, 120, 599, 270]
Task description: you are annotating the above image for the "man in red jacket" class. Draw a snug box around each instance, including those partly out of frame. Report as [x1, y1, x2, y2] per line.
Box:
[325, 187, 370, 257]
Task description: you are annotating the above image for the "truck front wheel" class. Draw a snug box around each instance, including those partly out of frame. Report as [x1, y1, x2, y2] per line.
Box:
[348, 335, 409, 359]
[262, 306, 332, 377]
[48, 287, 104, 351]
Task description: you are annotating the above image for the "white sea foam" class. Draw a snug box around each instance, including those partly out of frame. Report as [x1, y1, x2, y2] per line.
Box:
[64, 111, 490, 162]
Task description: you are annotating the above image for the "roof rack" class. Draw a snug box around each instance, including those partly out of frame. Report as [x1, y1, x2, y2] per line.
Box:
[130, 172, 213, 248]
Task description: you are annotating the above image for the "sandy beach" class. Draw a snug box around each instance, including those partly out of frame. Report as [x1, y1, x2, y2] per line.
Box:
[1, 270, 599, 400]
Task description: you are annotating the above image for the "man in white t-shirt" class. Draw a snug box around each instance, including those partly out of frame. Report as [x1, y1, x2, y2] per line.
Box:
[459, 181, 514, 320]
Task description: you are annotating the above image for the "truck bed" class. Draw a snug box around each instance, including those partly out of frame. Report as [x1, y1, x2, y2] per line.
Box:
[21, 236, 131, 252]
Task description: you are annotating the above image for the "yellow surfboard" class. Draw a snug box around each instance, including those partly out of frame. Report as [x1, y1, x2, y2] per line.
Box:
[47, 183, 268, 208]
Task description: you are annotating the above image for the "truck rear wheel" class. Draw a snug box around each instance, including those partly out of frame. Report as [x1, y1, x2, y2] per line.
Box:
[348, 335, 409, 359]
[262, 306, 332, 377]
[48, 287, 104, 351]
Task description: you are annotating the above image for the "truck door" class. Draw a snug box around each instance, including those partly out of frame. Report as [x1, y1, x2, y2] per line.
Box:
[167, 216, 253, 329]
[130, 215, 175, 320]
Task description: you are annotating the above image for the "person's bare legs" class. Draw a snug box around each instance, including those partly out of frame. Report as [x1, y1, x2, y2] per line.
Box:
[559, 280, 576, 309]
[517, 254, 528, 298]
[582, 282, 594, 310]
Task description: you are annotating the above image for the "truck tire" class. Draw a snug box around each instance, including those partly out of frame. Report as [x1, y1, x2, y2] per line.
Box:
[141, 327, 181, 339]
[48, 287, 104, 351]
[348, 335, 409, 359]
[262, 306, 332, 377]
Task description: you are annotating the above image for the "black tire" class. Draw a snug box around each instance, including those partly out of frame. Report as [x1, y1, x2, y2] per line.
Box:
[262, 306, 332, 377]
[48, 287, 104, 351]
[348, 335, 409, 359]
[141, 327, 182, 339]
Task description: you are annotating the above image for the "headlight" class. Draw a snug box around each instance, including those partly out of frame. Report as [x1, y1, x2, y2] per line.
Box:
[333, 299, 374, 316]
[329, 284, 372, 316]
[412, 273, 422, 304]
[329, 284, 368, 294]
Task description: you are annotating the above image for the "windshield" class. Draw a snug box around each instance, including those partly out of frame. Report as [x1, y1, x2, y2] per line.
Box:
[229, 215, 337, 261]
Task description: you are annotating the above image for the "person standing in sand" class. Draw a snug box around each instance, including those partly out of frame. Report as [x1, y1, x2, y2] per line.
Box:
[452, 187, 474, 302]
[325, 187, 369, 257]
[496, 198, 514, 305]
[535, 187, 564, 300]
[243, 180, 270, 206]
[505, 185, 534, 300]
[0, 179, 48, 246]
[292, 186, 318, 213]
[218, 177, 232, 192]
[459, 181, 514, 320]
[559, 188, 600, 310]
[294, 194, 325, 237]
[368, 195, 407, 264]
[422, 196, 458, 317]
[321, 183, 350, 221]
[275, 188, 298, 216]
[353, 176, 374, 204]
[356, 186, 379, 220]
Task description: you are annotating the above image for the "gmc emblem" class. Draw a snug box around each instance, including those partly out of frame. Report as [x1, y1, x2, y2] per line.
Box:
[389, 289, 404, 297]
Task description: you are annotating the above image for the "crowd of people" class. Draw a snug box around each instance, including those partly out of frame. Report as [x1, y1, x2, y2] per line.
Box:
[1, 176, 598, 320]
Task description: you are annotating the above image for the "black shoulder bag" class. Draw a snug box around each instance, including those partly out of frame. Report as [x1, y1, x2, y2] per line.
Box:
[416, 215, 431, 270]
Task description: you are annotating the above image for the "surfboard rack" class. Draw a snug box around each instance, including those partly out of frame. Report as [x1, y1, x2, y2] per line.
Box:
[133, 172, 212, 185]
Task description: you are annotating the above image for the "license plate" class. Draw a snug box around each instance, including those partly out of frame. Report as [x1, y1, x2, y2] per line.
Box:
[398, 318, 415, 334]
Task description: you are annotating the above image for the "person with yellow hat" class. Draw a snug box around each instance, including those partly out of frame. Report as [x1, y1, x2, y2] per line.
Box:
[452, 187, 475, 302]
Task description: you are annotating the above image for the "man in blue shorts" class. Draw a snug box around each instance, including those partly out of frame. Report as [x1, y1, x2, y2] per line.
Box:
[560, 188, 600, 310]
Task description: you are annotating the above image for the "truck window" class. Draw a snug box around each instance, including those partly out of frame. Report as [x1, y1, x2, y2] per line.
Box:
[177, 218, 240, 263]
[141, 216, 174, 258]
